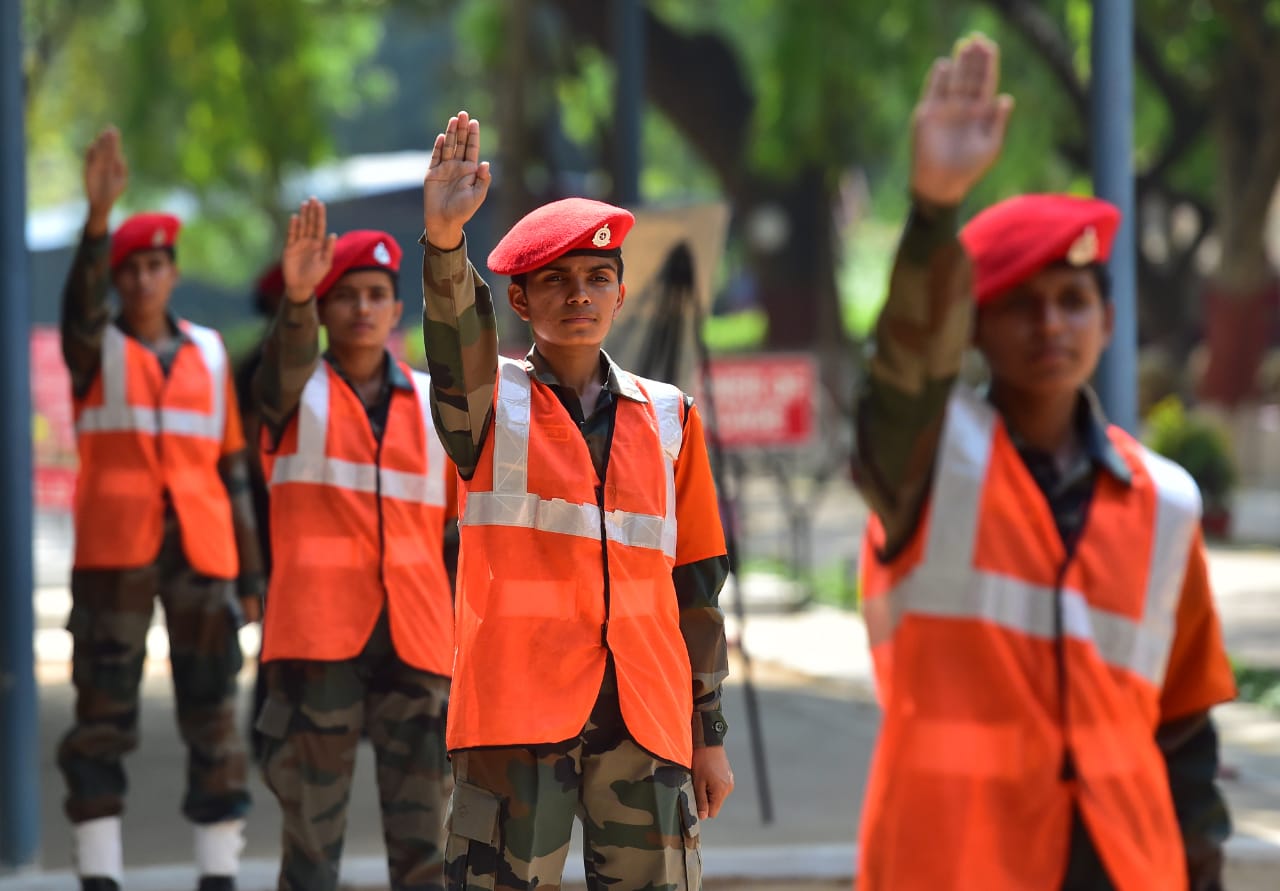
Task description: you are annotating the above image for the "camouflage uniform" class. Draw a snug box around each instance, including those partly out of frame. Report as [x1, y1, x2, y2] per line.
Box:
[851, 202, 1232, 890]
[255, 611, 451, 891]
[57, 229, 262, 827]
[254, 297, 456, 891]
[420, 235, 728, 891]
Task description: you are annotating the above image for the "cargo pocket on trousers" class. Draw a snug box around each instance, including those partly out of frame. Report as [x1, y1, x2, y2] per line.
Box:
[677, 782, 703, 887]
[253, 696, 293, 793]
[444, 780, 502, 891]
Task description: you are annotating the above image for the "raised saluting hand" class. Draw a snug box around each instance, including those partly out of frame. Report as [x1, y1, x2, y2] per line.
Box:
[281, 197, 336, 304]
[83, 126, 129, 237]
[910, 35, 1014, 208]
[422, 110, 492, 251]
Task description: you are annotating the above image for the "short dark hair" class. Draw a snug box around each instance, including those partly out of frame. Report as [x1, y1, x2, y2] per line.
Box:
[1047, 260, 1111, 301]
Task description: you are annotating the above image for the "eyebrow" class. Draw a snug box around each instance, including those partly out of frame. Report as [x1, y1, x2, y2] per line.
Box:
[537, 263, 617, 275]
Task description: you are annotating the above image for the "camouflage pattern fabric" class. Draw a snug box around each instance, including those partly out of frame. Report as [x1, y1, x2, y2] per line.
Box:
[57, 510, 250, 825]
[444, 661, 702, 891]
[256, 610, 451, 891]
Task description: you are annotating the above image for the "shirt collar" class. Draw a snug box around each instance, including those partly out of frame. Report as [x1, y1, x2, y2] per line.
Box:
[116, 312, 184, 343]
[523, 347, 647, 403]
[324, 349, 414, 392]
[1078, 387, 1133, 485]
[1000, 386, 1132, 487]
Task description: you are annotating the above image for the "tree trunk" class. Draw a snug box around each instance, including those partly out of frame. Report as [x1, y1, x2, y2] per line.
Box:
[550, 0, 847, 352]
[1197, 58, 1280, 406]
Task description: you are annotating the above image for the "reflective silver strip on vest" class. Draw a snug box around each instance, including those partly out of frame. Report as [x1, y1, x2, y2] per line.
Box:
[864, 384, 1201, 686]
[75, 322, 226, 440]
[463, 358, 682, 557]
[269, 363, 447, 505]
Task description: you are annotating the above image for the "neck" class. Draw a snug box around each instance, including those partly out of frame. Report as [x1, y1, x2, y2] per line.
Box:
[990, 381, 1081, 456]
[331, 344, 387, 384]
[125, 311, 170, 346]
[533, 342, 605, 396]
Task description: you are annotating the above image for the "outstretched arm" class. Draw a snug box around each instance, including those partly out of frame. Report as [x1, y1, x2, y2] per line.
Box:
[61, 126, 129, 397]
[853, 36, 1013, 556]
[420, 111, 499, 478]
[253, 198, 335, 447]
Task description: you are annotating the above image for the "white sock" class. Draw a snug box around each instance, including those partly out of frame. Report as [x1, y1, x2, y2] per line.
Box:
[74, 816, 123, 883]
[194, 818, 245, 877]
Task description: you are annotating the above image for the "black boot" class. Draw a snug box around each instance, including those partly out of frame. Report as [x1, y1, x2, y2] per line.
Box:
[80, 879, 120, 891]
[196, 877, 235, 891]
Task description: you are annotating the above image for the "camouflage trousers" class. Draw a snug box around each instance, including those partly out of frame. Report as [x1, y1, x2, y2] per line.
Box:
[256, 610, 452, 891]
[57, 514, 250, 825]
[445, 662, 702, 891]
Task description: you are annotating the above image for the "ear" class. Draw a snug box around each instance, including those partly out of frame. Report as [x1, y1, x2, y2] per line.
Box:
[390, 299, 404, 328]
[1101, 300, 1115, 348]
[613, 281, 626, 318]
[508, 282, 531, 322]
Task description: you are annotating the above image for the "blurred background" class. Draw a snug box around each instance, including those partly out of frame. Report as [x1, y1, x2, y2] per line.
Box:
[12, 1, 1280, 888]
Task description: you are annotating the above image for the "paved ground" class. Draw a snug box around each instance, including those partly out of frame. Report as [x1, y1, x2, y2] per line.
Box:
[9, 483, 1280, 889]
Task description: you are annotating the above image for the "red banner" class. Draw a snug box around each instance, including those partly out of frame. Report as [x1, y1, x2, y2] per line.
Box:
[32, 326, 78, 511]
[701, 354, 817, 449]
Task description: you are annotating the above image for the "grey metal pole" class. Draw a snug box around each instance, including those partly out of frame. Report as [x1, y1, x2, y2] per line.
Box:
[1091, 0, 1138, 433]
[0, 0, 40, 871]
[612, 0, 643, 205]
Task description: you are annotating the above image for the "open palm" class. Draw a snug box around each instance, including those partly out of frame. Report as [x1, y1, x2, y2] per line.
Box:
[423, 111, 492, 247]
[282, 198, 335, 303]
[84, 127, 129, 218]
[911, 36, 1014, 207]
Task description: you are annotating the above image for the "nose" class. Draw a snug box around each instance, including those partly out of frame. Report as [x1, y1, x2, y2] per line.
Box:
[566, 276, 592, 304]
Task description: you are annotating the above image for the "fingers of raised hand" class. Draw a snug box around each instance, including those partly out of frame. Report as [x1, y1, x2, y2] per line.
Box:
[954, 35, 998, 102]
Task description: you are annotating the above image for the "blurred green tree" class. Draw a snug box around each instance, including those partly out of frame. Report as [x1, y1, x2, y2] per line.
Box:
[981, 0, 1280, 406]
[23, 0, 391, 284]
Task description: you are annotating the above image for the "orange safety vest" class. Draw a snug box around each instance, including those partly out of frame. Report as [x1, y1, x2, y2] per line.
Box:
[450, 357, 695, 767]
[73, 321, 238, 578]
[261, 359, 455, 676]
[857, 385, 1204, 891]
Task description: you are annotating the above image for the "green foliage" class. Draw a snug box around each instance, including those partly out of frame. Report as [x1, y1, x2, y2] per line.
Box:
[1232, 660, 1280, 713]
[1144, 396, 1237, 509]
[24, 0, 391, 285]
[701, 310, 767, 354]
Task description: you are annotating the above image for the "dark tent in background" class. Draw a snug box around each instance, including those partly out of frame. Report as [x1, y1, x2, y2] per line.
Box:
[609, 203, 775, 823]
[605, 203, 728, 393]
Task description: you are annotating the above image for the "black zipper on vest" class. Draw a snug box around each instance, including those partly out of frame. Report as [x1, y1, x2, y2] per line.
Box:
[596, 482, 610, 648]
[1054, 501, 1092, 783]
[375, 433, 388, 595]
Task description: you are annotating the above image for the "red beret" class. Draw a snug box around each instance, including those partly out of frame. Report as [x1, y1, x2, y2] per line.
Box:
[315, 230, 402, 298]
[255, 262, 285, 299]
[110, 212, 181, 269]
[487, 197, 635, 276]
[959, 194, 1121, 306]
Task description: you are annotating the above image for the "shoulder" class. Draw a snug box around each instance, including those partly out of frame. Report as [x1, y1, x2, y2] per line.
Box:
[1108, 424, 1203, 519]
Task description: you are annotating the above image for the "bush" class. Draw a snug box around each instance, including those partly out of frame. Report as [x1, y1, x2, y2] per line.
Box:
[1144, 396, 1237, 514]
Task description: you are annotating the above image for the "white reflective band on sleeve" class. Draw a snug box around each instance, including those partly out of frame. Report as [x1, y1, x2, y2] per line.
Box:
[868, 385, 1199, 686]
[492, 359, 533, 495]
[1135, 446, 1202, 683]
[182, 322, 228, 441]
[463, 360, 678, 555]
[270, 363, 445, 505]
[410, 370, 448, 506]
[925, 385, 995, 569]
[76, 404, 158, 434]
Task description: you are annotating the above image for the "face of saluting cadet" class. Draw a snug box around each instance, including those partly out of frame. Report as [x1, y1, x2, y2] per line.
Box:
[320, 269, 403, 352]
[974, 263, 1114, 398]
[507, 255, 626, 351]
